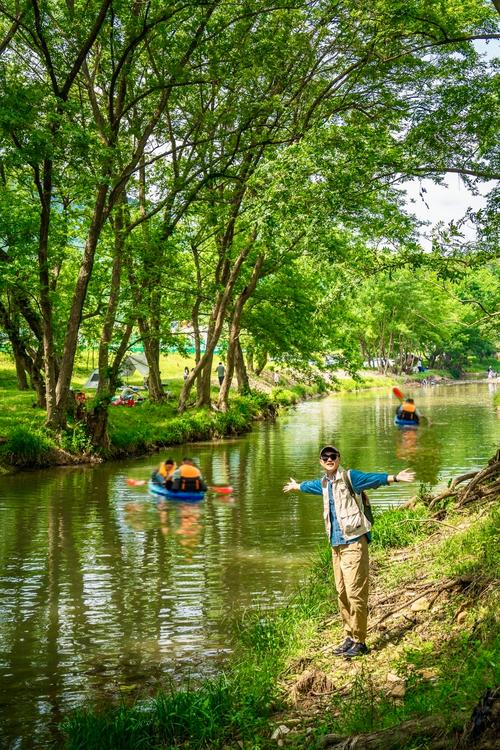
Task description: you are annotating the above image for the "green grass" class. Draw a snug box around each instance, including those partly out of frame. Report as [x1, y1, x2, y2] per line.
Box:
[315, 504, 499, 745]
[431, 507, 500, 580]
[370, 506, 430, 551]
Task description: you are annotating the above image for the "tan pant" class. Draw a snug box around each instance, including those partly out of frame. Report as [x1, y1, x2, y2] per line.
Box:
[331, 536, 369, 643]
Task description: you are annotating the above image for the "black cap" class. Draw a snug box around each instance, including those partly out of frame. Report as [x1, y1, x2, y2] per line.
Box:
[320, 445, 340, 456]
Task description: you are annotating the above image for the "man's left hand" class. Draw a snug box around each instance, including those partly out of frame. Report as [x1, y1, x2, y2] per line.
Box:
[397, 468, 416, 483]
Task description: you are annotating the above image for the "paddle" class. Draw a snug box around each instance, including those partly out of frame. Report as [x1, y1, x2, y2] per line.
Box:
[211, 486, 234, 494]
[127, 478, 147, 487]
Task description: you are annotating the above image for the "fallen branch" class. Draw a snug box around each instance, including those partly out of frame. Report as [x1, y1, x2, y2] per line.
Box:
[317, 714, 462, 749]
[370, 578, 472, 630]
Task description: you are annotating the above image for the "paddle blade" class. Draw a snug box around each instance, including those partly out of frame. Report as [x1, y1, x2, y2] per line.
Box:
[392, 387, 405, 400]
[127, 478, 147, 487]
[211, 486, 233, 494]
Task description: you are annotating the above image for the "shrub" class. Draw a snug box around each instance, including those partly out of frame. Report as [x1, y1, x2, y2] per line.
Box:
[371, 507, 429, 550]
[2, 425, 54, 465]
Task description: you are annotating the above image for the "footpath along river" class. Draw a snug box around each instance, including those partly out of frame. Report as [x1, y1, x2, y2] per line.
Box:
[0, 382, 498, 748]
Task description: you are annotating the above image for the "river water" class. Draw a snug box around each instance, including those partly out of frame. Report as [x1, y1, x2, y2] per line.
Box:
[0, 382, 498, 748]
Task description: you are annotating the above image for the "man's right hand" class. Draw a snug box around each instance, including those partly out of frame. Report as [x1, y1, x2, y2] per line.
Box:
[283, 478, 300, 492]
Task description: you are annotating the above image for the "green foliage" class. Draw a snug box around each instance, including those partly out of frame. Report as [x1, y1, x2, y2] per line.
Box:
[371, 507, 430, 550]
[60, 424, 93, 455]
[432, 509, 500, 579]
[1, 425, 54, 465]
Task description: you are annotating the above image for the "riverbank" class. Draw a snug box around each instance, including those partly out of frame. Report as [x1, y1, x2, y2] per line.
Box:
[0, 359, 398, 471]
[62, 454, 499, 750]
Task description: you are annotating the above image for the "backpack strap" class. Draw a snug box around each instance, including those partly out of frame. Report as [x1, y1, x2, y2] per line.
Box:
[342, 469, 356, 498]
[342, 470, 374, 525]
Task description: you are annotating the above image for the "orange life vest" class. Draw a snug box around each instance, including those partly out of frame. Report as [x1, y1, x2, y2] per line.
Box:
[400, 401, 418, 422]
[402, 401, 416, 413]
[173, 464, 204, 492]
[159, 461, 176, 479]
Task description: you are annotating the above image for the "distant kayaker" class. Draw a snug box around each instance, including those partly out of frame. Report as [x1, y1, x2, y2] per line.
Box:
[283, 445, 415, 659]
[152, 457, 177, 488]
[396, 397, 420, 424]
[171, 458, 208, 493]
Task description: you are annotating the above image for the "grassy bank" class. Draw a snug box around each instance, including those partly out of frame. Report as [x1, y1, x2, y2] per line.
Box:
[0, 351, 401, 470]
[61, 463, 499, 749]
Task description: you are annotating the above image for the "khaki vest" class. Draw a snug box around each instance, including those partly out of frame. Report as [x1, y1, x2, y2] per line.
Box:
[321, 467, 372, 542]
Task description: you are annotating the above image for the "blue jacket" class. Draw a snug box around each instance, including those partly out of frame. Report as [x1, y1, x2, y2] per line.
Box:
[299, 470, 389, 546]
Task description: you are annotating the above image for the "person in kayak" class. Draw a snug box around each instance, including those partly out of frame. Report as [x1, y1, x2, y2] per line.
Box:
[283, 445, 415, 659]
[170, 458, 208, 493]
[396, 397, 420, 424]
[151, 458, 177, 487]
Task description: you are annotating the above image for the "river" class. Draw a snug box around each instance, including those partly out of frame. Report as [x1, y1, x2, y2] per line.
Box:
[0, 382, 498, 748]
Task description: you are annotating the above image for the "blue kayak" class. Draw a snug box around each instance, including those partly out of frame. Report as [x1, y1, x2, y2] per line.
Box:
[148, 480, 205, 502]
[394, 416, 419, 429]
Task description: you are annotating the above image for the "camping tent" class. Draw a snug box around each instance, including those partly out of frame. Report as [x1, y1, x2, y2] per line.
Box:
[83, 354, 150, 388]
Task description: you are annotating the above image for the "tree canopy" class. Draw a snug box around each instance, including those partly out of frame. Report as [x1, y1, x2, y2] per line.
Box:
[0, 0, 498, 444]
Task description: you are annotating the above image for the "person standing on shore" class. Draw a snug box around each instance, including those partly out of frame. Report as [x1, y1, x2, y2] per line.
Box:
[283, 445, 416, 659]
[216, 362, 225, 387]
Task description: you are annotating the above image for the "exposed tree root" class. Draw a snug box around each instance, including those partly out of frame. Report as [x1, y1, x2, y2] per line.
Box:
[317, 688, 499, 749]
[426, 452, 500, 511]
[317, 714, 458, 749]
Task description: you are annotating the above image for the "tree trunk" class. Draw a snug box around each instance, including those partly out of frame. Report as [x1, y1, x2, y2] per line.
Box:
[87, 204, 126, 449]
[85, 397, 111, 452]
[14, 352, 29, 390]
[235, 338, 250, 393]
[54, 183, 109, 428]
[178, 240, 252, 412]
[247, 346, 255, 373]
[0, 299, 46, 408]
[34, 159, 60, 429]
[97, 202, 125, 400]
[318, 714, 462, 750]
[140, 327, 164, 401]
[218, 254, 263, 410]
[254, 350, 268, 376]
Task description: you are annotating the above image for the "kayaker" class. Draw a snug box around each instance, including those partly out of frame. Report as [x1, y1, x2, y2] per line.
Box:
[152, 458, 177, 487]
[170, 458, 208, 493]
[396, 397, 420, 424]
[283, 445, 415, 659]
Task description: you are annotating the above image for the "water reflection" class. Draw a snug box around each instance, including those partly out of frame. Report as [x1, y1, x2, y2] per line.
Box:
[0, 383, 498, 748]
[394, 426, 443, 485]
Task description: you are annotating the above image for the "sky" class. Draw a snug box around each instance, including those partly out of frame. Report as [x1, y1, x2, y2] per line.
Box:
[401, 39, 497, 247]
[401, 176, 495, 248]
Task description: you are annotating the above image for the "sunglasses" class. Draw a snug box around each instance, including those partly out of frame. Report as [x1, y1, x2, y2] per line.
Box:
[321, 453, 339, 461]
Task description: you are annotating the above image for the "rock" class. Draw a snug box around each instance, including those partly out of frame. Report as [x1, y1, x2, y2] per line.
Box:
[386, 672, 406, 699]
[411, 597, 430, 612]
[271, 725, 290, 740]
[417, 668, 439, 680]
